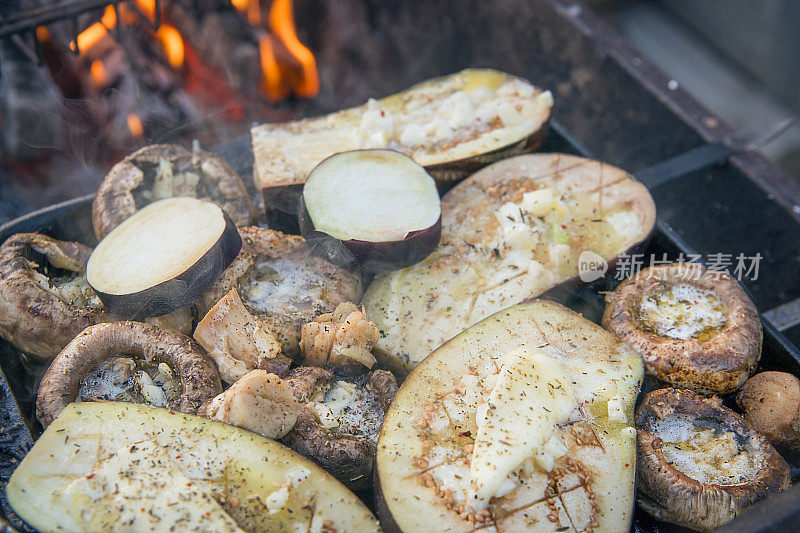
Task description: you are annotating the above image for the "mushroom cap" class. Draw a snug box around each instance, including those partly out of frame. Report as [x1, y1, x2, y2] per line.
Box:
[0, 233, 107, 359]
[603, 262, 761, 394]
[281, 368, 398, 490]
[737, 371, 800, 451]
[636, 388, 790, 530]
[36, 321, 223, 427]
[197, 227, 364, 356]
[92, 144, 254, 240]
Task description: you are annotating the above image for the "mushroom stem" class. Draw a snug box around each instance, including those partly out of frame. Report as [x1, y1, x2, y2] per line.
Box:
[36, 321, 222, 427]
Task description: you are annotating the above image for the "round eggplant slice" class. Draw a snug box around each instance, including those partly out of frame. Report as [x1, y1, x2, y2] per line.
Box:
[376, 300, 643, 533]
[737, 371, 800, 453]
[636, 388, 790, 531]
[36, 321, 222, 427]
[0, 233, 107, 359]
[92, 143, 254, 240]
[602, 262, 761, 394]
[87, 197, 242, 319]
[299, 150, 442, 272]
[198, 226, 363, 356]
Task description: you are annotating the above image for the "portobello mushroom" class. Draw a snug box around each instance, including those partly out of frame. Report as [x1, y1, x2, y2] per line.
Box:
[636, 388, 790, 530]
[376, 300, 643, 533]
[200, 365, 397, 490]
[198, 226, 364, 357]
[92, 143, 254, 240]
[0, 233, 107, 359]
[363, 153, 656, 373]
[87, 197, 242, 319]
[7, 402, 381, 532]
[253, 69, 552, 224]
[602, 262, 761, 394]
[36, 321, 222, 427]
[737, 371, 800, 453]
[298, 149, 442, 271]
[282, 368, 398, 490]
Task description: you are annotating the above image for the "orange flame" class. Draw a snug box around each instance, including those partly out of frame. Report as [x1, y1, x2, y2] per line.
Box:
[90, 59, 107, 88]
[127, 113, 144, 138]
[71, 5, 116, 54]
[155, 24, 185, 69]
[259, 34, 287, 102]
[267, 0, 319, 98]
[36, 26, 50, 42]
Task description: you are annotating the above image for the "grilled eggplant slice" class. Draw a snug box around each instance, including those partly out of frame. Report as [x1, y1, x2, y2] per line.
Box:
[636, 388, 790, 531]
[298, 150, 442, 272]
[376, 300, 643, 533]
[87, 197, 242, 319]
[198, 226, 364, 357]
[363, 153, 656, 373]
[602, 262, 761, 394]
[7, 402, 380, 533]
[93, 143, 254, 240]
[252, 69, 553, 206]
[0, 233, 106, 359]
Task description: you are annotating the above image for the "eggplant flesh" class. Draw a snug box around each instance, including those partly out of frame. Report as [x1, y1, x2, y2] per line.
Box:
[7, 402, 381, 533]
[87, 198, 242, 319]
[376, 300, 643, 533]
[299, 149, 442, 272]
[252, 69, 553, 196]
[362, 153, 656, 373]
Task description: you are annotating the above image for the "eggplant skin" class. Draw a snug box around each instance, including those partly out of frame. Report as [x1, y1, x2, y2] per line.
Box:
[636, 388, 790, 531]
[0, 233, 106, 359]
[92, 144, 254, 240]
[298, 195, 442, 272]
[93, 213, 242, 319]
[602, 263, 762, 394]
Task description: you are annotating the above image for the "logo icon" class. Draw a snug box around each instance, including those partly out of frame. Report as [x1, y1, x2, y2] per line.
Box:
[578, 250, 608, 282]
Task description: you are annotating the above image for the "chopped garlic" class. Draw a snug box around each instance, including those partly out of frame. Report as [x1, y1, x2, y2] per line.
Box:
[137, 372, 167, 407]
[265, 486, 290, 514]
[314, 403, 339, 429]
[607, 394, 627, 423]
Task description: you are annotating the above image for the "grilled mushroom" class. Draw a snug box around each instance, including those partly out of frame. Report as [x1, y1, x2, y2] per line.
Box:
[92, 143, 254, 240]
[197, 227, 363, 357]
[636, 388, 790, 531]
[737, 371, 800, 453]
[36, 321, 222, 427]
[0, 233, 107, 359]
[603, 262, 761, 394]
[199, 364, 397, 489]
[282, 368, 398, 489]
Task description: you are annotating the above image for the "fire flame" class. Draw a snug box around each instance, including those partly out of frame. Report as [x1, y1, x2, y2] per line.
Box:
[70, 0, 317, 104]
[127, 113, 144, 138]
[90, 59, 107, 87]
[267, 0, 318, 98]
[155, 24, 184, 69]
[71, 5, 116, 54]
